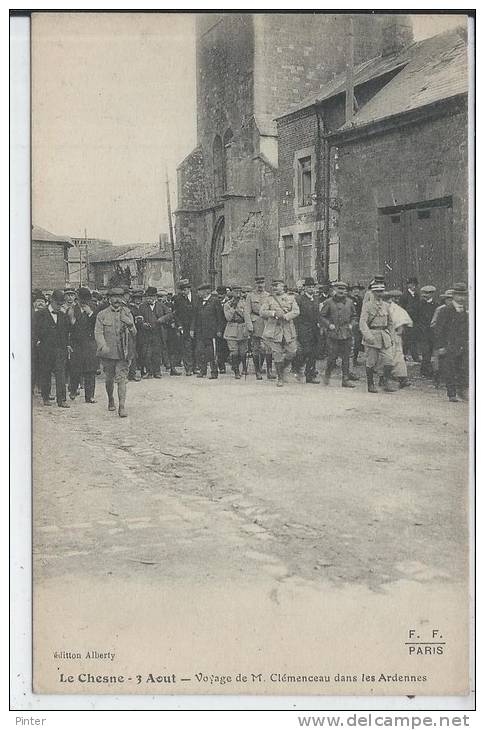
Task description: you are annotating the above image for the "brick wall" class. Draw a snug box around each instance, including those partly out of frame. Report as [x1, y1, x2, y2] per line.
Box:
[32, 242, 68, 290]
[332, 105, 468, 287]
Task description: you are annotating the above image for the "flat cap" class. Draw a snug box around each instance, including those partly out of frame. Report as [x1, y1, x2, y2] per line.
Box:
[144, 286, 158, 296]
[420, 285, 436, 294]
[452, 282, 468, 293]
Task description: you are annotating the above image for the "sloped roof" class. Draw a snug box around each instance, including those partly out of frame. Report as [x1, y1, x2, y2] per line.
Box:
[340, 27, 468, 130]
[254, 112, 278, 137]
[114, 242, 171, 261]
[90, 244, 135, 263]
[68, 240, 114, 261]
[276, 27, 468, 122]
[32, 225, 73, 246]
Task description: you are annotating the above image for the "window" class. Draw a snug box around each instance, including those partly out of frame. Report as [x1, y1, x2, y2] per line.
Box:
[222, 129, 233, 193]
[299, 232, 313, 278]
[328, 242, 339, 282]
[298, 157, 312, 207]
[213, 135, 223, 200]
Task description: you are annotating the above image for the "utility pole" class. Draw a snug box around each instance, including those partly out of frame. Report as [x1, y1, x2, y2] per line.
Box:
[165, 170, 178, 290]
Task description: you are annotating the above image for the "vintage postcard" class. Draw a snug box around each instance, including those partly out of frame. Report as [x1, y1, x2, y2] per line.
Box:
[28, 11, 473, 699]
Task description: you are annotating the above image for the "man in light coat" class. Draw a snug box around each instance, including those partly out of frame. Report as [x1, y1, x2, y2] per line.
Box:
[260, 278, 300, 387]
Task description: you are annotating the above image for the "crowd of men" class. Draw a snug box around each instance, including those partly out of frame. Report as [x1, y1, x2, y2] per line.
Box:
[32, 273, 469, 417]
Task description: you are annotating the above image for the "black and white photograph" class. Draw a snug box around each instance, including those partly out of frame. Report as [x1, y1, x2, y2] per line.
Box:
[11, 9, 475, 711]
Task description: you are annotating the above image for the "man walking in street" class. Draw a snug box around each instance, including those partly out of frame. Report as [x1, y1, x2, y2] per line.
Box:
[294, 276, 321, 384]
[359, 280, 396, 393]
[95, 287, 137, 417]
[138, 286, 164, 378]
[260, 278, 300, 387]
[416, 285, 438, 378]
[173, 278, 196, 376]
[33, 288, 71, 408]
[244, 275, 275, 380]
[350, 283, 365, 367]
[223, 285, 248, 380]
[320, 281, 359, 388]
[216, 285, 230, 373]
[434, 283, 469, 402]
[399, 276, 420, 361]
[191, 283, 225, 379]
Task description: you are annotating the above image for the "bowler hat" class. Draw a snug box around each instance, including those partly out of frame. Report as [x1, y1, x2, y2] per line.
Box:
[51, 289, 66, 303]
[77, 286, 92, 302]
[452, 282, 468, 293]
[32, 289, 46, 302]
[303, 277, 316, 287]
[145, 286, 158, 296]
[108, 287, 125, 296]
[197, 283, 211, 291]
[216, 286, 227, 296]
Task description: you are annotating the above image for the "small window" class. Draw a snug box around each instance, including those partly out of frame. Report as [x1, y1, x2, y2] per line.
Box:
[298, 157, 312, 207]
[417, 209, 431, 220]
[391, 215, 401, 224]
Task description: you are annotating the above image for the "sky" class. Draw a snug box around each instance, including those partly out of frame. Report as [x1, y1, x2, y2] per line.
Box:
[31, 12, 469, 246]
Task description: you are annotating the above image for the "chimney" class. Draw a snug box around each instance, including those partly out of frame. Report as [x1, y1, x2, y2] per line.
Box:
[381, 14, 414, 57]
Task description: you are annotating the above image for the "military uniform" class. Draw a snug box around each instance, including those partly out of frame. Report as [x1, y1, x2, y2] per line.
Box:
[320, 283, 358, 387]
[223, 290, 248, 379]
[260, 283, 300, 386]
[359, 284, 395, 393]
[244, 278, 275, 379]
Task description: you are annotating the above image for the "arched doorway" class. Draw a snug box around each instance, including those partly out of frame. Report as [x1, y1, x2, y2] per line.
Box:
[209, 216, 225, 288]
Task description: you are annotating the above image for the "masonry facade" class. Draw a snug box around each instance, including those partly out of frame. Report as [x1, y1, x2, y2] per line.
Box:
[175, 13, 385, 288]
[276, 23, 468, 291]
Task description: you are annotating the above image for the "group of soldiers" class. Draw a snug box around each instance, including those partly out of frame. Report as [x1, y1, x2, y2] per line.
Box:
[31, 273, 469, 417]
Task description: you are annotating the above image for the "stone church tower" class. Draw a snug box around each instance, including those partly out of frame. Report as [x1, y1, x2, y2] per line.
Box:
[175, 13, 397, 287]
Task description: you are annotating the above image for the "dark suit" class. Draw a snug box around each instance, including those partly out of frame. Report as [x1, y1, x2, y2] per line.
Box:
[138, 301, 165, 375]
[173, 291, 196, 373]
[294, 293, 321, 379]
[399, 289, 420, 360]
[69, 309, 98, 400]
[435, 304, 468, 398]
[33, 307, 70, 405]
[416, 299, 438, 377]
[157, 301, 180, 370]
[191, 294, 225, 376]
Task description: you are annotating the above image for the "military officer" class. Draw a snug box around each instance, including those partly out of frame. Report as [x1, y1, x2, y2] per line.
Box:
[260, 278, 300, 387]
[359, 280, 396, 393]
[223, 285, 248, 379]
[95, 287, 137, 417]
[320, 281, 359, 388]
[244, 275, 275, 380]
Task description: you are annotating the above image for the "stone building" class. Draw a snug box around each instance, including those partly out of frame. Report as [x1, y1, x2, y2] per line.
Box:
[32, 225, 72, 291]
[175, 12, 386, 288]
[89, 242, 174, 291]
[276, 23, 468, 292]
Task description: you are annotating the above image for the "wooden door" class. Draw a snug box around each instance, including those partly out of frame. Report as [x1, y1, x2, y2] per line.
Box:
[378, 211, 407, 289]
[404, 204, 453, 293]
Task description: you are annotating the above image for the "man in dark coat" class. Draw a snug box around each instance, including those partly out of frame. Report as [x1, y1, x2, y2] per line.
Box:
[350, 283, 365, 367]
[173, 278, 196, 375]
[416, 285, 438, 377]
[68, 286, 90, 399]
[33, 289, 71, 407]
[138, 286, 165, 378]
[127, 289, 143, 381]
[434, 283, 469, 402]
[70, 289, 98, 402]
[320, 281, 359, 388]
[294, 277, 321, 384]
[190, 283, 225, 378]
[399, 276, 420, 361]
[157, 292, 182, 376]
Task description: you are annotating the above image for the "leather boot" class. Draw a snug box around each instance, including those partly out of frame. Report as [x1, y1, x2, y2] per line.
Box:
[366, 368, 378, 393]
[106, 380, 116, 410]
[296, 365, 306, 384]
[232, 355, 241, 379]
[266, 355, 276, 380]
[275, 362, 284, 387]
[117, 380, 128, 417]
[383, 366, 397, 392]
[253, 354, 263, 380]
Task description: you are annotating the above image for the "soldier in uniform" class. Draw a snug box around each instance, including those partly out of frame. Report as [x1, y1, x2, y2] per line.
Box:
[173, 278, 196, 376]
[215, 286, 230, 373]
[260, 278, 300, 387]
[359, 280, 396, 393]
[95, 287, 137, 417]
[320, 281, 358, 388]
[191, 283, 225, 379]
[223, 285, 248, 379]
[244, 276, 275, 380]
[435, 283, 469, 402]
[294, 277, 321, 384]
